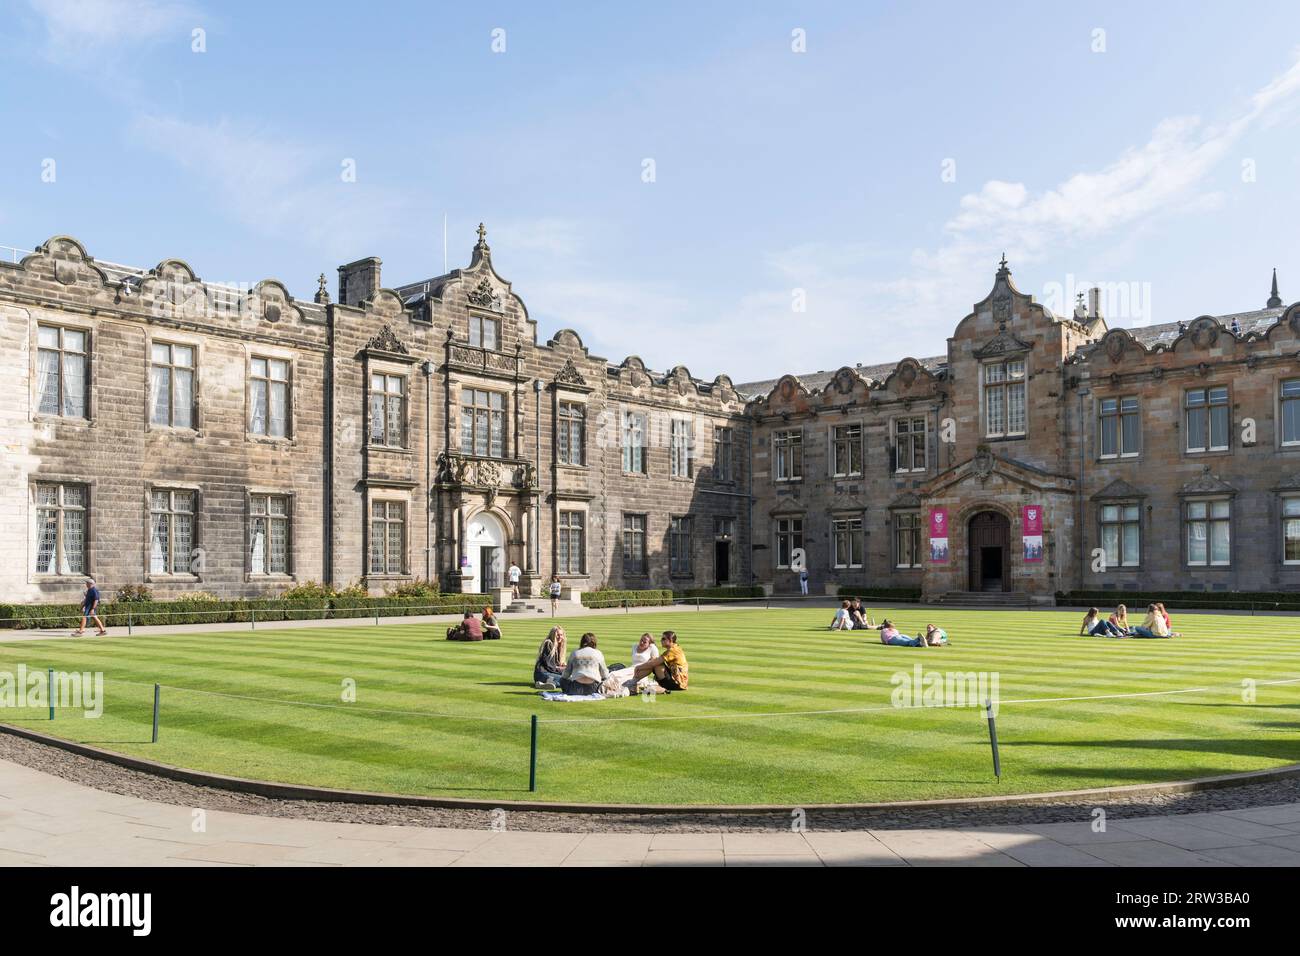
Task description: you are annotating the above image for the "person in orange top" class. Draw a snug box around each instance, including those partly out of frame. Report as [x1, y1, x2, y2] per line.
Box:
[631, 630, 688, 690]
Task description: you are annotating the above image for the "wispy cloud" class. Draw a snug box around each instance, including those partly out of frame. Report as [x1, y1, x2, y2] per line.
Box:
[24, 0, 198, 63]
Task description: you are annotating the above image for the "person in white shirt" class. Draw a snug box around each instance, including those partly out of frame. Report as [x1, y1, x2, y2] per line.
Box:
[508, 562, 522, 599]
[632, 633, 660, 667]
[560, 632, 609, 696]
[830, 601, 853, 630]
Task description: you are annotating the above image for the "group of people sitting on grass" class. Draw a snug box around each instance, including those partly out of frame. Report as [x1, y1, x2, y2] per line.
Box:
[532, 627, 689, 697]
[830, 599, 950, 648]
[1080, 603, 1181, 639]
[445, 606, 503, 641]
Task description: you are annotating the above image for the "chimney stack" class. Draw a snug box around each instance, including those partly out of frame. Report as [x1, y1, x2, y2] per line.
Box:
[337, 256, 382, 307]
[1088, 286, 1103, 321]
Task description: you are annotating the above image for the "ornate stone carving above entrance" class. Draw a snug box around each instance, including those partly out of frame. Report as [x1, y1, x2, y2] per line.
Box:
[973, 445, 995, 483]
[365, 324, 409, 355]
[974, 329, 1031, 359]
[554, 358, 587, 387]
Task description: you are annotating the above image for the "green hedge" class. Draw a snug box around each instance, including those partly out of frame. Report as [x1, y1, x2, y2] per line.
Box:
[581, 589, 674, 609]
[837, 588, 924, 602]
[0, 594, 492, 629]
[1057, 590, 1300, 611]
[677, 585, 766, 600]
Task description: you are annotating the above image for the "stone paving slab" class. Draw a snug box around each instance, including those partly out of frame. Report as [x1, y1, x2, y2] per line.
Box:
[3, 757, 1300, 866]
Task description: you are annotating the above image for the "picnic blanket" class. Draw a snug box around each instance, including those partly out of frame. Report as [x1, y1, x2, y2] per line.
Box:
[539, 690, 607, 702]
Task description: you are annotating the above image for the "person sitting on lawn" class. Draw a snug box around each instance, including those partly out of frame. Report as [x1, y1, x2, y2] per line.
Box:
[830, 600, 854, 630]
[1109, 604, 1132, 636]
[1080, 607, 1123, 637]
[920, 624, 949, 646]
[534, 626, 567, 688]
[849, 599, 870, 629]
[631, 630, 689, 690]
[560, 632, 609, 696]
[482, 605, 502, 640]
[632, 632, 659, 669]
[446, 610, 484, 641]
[1155, 602, 1183, 637]
[1130, 604, 1172, 639]
[873, 619, 926, 647]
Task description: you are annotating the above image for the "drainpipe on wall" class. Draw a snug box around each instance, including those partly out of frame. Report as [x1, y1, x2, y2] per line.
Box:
[1077, 384, 1089, 589]
[534, 378, 542, 578]
[422, 359, 433, 583]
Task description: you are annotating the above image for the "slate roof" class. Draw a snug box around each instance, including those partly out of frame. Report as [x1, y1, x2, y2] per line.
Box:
[736, 355, 948, 402]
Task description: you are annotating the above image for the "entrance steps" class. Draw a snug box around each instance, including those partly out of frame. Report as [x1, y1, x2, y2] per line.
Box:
[934, 591, 1036, 608]
[503, 599, 550, 614]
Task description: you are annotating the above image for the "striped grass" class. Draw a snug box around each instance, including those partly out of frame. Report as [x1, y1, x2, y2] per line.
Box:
[1, 606, 1298, 805]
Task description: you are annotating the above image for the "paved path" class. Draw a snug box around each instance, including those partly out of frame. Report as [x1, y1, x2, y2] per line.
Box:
[4, 759, 1300, 866]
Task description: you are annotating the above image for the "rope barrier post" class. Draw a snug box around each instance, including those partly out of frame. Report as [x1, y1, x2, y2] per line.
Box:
[127, 610, 133, 635]
[48, 667, 54, 721]
[375, 606, 380, 626]
[152, 684, 160, 743]
[985, 698, 1000, 782]
[529, 714, 538, 792]
[251, 607, 256, 631]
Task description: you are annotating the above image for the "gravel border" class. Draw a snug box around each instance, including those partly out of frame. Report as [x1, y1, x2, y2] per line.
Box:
[4, 731, 1300, 833]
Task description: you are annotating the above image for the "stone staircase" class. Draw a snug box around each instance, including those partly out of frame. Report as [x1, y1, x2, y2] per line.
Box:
[935, 591, 1035, 607]
[503, 599, 550, 614]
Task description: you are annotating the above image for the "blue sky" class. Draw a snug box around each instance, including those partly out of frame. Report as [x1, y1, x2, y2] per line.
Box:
[2, 1, 1299, 383]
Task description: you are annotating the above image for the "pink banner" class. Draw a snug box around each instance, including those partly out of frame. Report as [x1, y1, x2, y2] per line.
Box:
[929, 507, 949, 563]
[1022, 505, 1043, 563]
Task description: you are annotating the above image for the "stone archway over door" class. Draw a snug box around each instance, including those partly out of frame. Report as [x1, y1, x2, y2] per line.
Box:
[464, 512, 505, 591]
[968, 511, 1011, 592]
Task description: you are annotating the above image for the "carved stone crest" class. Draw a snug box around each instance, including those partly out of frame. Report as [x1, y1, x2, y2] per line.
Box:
[991, 292, 1012, 325]
[467, 276, 502, 311]
[1189, 318, 1220, 349]
[973, 445, 995, 480]
[898, 362, 918, 388]
[554, 358, 587, 387]
[1104, 332, 1126, 364]
[365, 325, 409, 355]
[478, 459, 501, 488]
[833, 368, 857, 394]
[54, 261, 78, 286]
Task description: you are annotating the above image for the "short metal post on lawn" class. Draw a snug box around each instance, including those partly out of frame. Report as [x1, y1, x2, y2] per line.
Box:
[375, 607, 380, 626]
[985, 698, 1001, 781]
[529, 714, 538, 792]
[152, 684, 160, 743]
[48, 667, 54, 720]
[127, 610, 133, 635]
[251, 608, 256, 631]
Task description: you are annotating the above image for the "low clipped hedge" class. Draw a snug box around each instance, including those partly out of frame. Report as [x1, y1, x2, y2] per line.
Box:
[0, 594, 491, 629]
[677, 586, 766, 600]
[1057, 590, 1300, 612]
[581, 589, 674, 609]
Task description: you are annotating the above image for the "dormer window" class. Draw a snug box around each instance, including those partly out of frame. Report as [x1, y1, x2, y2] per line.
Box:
[469, 314, 500, 351]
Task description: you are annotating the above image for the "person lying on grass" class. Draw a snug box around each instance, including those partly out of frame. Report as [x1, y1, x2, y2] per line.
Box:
[920, 624, 949, 646]
[534, 626, 567, 688]
[631, 630, 688, 690]
[872, 619, 927, 647]
[560, 632, 609, 696]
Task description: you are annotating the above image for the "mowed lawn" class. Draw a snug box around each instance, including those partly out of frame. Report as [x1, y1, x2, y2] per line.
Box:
[2, 607, 1300, 806]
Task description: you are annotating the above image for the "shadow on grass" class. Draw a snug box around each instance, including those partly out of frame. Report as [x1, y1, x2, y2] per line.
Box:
[1001, 736, 1300, 769]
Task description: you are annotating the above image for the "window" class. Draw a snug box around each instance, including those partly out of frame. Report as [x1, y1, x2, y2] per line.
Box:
[250, 357, 290, 438]
[894, 417, 926, 473]
[469, 314, 500, 350]
[250, 494, 290, 575]
[36, 325, 88, 419]
[150, 343, 195, 428]
[832, 424, 863, 477]
[895, 512, 922, 568]
[1186, 498, 1230, 566]
[1099, 397, 1140, 458]
[558, 511, 585, 574]
[715, 516, 736, 538]
[622, 514, 647, 574]
[34, 482, 86, 575]
[622, 411, 646, 474]
[460, 388, 506, 458]
[369, 373, 405, 447]
[1099, 503, 1140, 568]
[1284, 498, 1300, 564]
[558, 402, 585, 465]
[670, 419, 693, 478]
[983, 359, 1026, 438]
[1185, 387, 1229, 452]
[149, 490, 195, 575]
[670, 516, 693, 575]
[369, 501, 405, 575]
[713, 426, 734, 481]
[832, 517, 863, 568]
[1281, 380, 1300, 447]
[775, 517, 803, 568]
[773, 429, 803, 481]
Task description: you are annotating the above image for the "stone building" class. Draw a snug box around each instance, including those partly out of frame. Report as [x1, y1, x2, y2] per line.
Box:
[744, 258, 1300, 602]
[0, 230, 749, 604]
[1, 230, 1297, 606]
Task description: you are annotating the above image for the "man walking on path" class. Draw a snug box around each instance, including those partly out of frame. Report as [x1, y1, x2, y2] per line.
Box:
[75, 579, 107, 636]
[508, 560, 522, 600]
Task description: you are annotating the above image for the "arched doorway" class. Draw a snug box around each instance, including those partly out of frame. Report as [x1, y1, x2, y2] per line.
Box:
[464, 512, 506, 591]
[968, 511, 1011, 592]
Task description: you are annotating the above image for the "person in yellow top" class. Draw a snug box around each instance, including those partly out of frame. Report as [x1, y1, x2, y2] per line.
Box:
[631, 630, 689, 690]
